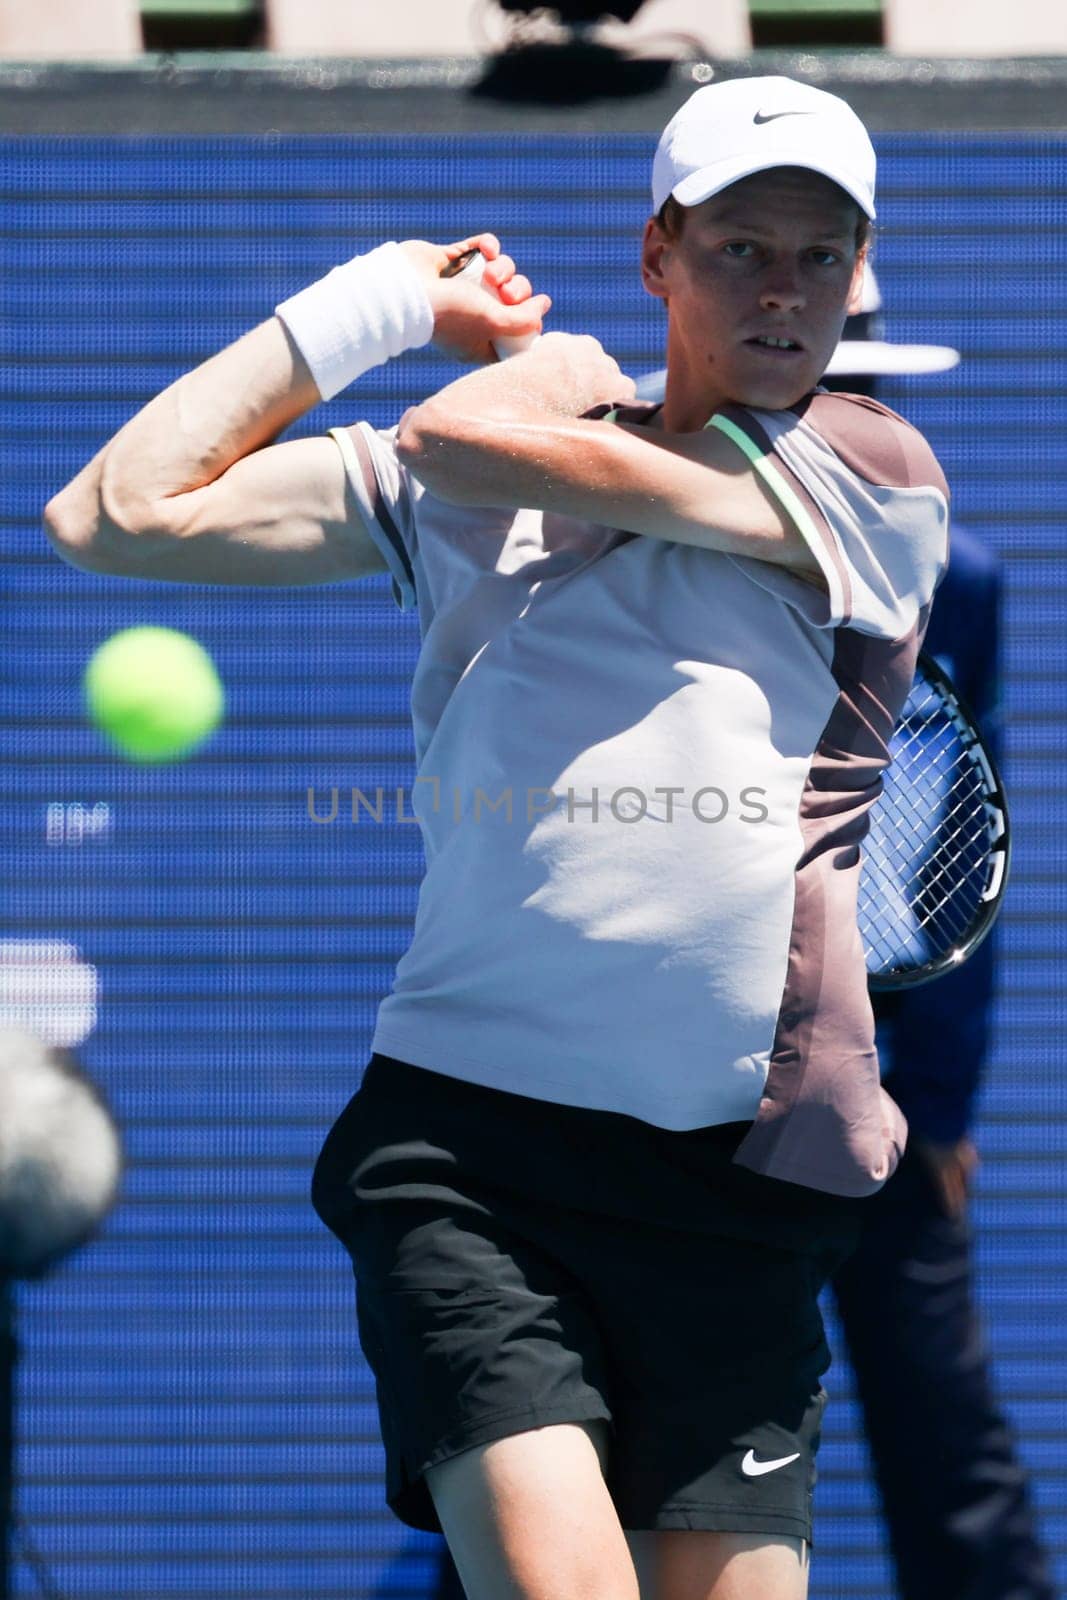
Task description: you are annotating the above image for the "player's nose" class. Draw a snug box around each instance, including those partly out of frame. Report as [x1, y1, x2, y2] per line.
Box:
[759, 263, 805, 313]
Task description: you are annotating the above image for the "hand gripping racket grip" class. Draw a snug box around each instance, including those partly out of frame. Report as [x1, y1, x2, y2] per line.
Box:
[439, 248, 540, 360]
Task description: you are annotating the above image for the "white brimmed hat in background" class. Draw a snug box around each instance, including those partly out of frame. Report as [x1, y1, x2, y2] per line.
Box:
[823, 262, 960, 377]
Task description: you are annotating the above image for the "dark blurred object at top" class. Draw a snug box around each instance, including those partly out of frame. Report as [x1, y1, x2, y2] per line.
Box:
[496, 0, 647, 19]
[472, 0, 706, 103]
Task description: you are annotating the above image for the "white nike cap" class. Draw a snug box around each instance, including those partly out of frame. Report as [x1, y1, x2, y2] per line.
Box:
[652, 75, 877, 222]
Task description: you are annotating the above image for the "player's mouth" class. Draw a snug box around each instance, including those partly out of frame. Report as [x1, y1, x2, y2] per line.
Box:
[744, 333, 806, 357]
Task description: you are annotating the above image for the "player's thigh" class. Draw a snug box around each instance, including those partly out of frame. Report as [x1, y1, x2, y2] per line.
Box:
[425, 1417, 640, 1600]
[625, 1529, 809, 1600]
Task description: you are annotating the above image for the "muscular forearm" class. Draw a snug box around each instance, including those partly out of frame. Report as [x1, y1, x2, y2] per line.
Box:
[44, 317, 319, 566]
[43, 237, 436, 570]
[394, 329, 643, 511]
[43, 234, 547, 576]
[398, 401, 623, 513]
[397, 367, 824, 583]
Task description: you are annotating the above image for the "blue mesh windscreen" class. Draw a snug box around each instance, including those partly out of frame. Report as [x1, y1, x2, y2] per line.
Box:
[2, 131, 1065, 1598]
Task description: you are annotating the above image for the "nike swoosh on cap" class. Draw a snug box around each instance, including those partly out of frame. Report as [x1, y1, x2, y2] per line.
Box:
[753, 110, 814, 125]
[741, 1449, 801, 1477]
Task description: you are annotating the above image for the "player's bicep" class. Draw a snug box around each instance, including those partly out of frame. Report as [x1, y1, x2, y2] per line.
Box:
[141, 435, 388, 587]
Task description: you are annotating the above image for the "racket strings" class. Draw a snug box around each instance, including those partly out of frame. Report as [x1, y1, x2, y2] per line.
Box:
[875, 780, 987, 896]
[864, 795, 989, 922]
[860, 687, 998, 975]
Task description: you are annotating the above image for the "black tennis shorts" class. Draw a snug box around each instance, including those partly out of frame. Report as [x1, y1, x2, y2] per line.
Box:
[312, 1052, 864, 1546]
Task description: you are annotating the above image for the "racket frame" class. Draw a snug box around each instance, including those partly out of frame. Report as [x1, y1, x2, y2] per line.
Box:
[865, 648, 1011, 992]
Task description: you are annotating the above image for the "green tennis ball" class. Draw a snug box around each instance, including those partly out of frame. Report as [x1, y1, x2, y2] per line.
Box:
[83, 626, 225, 763]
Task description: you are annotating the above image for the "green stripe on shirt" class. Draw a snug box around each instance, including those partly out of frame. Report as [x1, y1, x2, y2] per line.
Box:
[705, 413, 826, 561]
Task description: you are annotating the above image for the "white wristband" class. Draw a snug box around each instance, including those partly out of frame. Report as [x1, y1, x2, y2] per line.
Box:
[274, 241, 435, 402]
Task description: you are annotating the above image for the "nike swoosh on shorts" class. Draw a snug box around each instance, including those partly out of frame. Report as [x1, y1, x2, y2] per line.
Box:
[740, 1449, 802, 1476]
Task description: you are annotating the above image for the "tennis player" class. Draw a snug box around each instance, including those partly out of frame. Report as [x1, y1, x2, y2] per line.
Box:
[43, 76, 950, 1600]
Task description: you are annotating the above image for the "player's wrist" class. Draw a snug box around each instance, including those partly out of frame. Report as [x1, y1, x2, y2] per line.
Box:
[274, 241, 434, 403]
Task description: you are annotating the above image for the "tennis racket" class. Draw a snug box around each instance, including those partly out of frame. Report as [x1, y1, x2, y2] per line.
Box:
[440, 258, 1012, 988]
[860, 649, 1010, 991]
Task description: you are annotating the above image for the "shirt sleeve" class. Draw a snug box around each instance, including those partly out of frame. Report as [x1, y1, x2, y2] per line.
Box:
[711, 393, 950, 641]
[327, 422, 418, 612]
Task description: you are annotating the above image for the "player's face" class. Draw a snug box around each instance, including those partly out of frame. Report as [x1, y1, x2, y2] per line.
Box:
[642, 168, 866, 425]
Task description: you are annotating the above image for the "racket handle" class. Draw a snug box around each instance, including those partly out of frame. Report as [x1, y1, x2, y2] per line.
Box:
[443, 249, 540, 360]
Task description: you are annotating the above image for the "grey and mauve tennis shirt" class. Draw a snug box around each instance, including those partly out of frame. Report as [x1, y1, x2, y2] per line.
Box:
[328, 391, 949, 1198]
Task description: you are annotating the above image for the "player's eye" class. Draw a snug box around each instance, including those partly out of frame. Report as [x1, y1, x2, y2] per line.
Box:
[722, 241, 757, 259]
[809, 248, 842, 266]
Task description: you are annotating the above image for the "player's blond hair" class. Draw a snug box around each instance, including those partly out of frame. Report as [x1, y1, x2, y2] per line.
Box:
[655, 190, 871, 254]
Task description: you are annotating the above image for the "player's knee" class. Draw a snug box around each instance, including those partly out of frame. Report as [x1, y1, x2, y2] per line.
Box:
[627, 1528, 809, 1600]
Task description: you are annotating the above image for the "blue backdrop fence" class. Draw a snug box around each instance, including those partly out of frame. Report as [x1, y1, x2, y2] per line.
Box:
[2, 130, 1065, 1598]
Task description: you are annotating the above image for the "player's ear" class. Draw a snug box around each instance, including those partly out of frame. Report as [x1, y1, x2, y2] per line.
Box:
[846, 247, 868, 315]
[641, 216, 671, 303]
